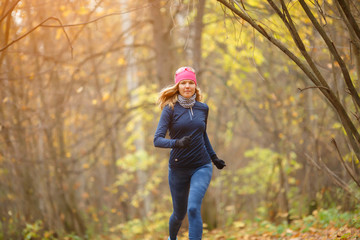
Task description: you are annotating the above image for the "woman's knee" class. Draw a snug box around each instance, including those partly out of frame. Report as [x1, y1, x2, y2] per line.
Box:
[172, 211, 187, 223]
[187, 206, 200, 218]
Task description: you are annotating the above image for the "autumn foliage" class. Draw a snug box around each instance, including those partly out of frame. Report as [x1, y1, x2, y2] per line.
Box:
[0, 0, 360, 239]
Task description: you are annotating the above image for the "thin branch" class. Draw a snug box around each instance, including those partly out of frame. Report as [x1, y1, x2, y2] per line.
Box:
[0, 0, 9, 19]
[0, 17, 73, 58]
[337, 0, 360, 42]
[318, 159, 355, 197]
[305, 153, 360, 201]
[350, 111, 360, 123]
[304, 153, 322, 170]
[64, 103, 156, 175]
[41, 12, 143, 28]
[334, 2, 360, 50]
[39, 0, 167, 28]
[331, 138, 360, 188]
[314, 0, 328, 25]
[216, 0, 322, 88]
[0, 0, 165, 54]
[0, 0, 21, 23]
[298, 86, 331, 92]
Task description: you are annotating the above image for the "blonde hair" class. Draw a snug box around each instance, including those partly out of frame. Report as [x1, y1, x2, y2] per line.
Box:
[157, 83, 202, 109]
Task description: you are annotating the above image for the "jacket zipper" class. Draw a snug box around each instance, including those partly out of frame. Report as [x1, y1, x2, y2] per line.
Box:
[189, 107, 194, 120]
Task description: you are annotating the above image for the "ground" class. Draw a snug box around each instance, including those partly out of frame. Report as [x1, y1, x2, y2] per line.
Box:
[201, 226, 360, 240]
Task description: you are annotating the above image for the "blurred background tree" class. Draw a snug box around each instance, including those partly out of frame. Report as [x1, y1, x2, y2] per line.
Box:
[0, 0, 359, 239]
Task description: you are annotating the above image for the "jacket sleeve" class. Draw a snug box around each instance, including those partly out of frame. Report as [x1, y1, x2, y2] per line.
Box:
[154, 106, 177, 148]
[203, 105, 216, 158]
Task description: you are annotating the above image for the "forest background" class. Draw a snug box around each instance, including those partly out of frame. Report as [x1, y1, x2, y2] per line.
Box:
[1, 0, 360, 239]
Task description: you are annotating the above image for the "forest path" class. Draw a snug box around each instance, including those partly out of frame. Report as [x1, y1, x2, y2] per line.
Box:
[170, 225, 360, 240]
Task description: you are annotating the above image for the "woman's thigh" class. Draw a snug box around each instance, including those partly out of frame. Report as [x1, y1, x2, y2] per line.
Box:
[188, 163, 213, 206]
[169, 168, 192, 216]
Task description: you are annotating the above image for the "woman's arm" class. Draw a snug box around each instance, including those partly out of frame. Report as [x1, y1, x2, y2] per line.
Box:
[204, 131, 216, 158]
[154, 106, 177, 148]
[204, 105, 226, 169]
[203, 106, 216, 157]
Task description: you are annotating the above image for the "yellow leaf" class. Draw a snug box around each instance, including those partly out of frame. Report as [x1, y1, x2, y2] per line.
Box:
[119, 192, 129, 201]
[63, 9, 71, 17]
[29, 72, 35, 80]
[7, 194, 15, 200]
[92, 213, 99, 222]
[55, 29, 62, 40]
[102, 92, 110, 102]
[332, 122, 342, 129]
[131, 199, 139, 208]
[233, 221, 246, 229]
[117, 57, 126, 65]
[44, 231, 53, 238]
[78, 6, 89, 15]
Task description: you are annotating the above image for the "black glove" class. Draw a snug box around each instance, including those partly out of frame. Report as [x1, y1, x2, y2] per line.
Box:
[211, 155, 226, 169]
[175, 136, 192, 148]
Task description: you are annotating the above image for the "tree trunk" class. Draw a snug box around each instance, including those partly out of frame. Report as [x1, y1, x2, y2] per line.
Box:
[121, 0, 151, 217]
[148, 0, 175, 86]
[193, 0, 206, 72]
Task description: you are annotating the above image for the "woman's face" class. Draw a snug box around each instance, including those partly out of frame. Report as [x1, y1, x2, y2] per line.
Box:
[178, 80, 196, 98]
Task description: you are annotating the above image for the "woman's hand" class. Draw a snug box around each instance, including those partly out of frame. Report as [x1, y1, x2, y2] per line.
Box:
[211, 155, 226, 169]
[175, 136, 192, 148]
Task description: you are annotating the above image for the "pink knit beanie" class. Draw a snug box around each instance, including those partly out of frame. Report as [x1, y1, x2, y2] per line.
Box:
[174, 67, 197, 85]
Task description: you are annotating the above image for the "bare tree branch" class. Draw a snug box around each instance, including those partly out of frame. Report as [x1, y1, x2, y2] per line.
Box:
[305, 153, 360, 201]
[0, 0, 21, 23]
[0, 17, 73, 58]
[331, 138, 360, 188]
[216, 0, 321, 88]
[42, 12, 145, 28]
[299, 0, 360, 110]
[337, 0, 360, 42]
[298, 86, 331, 92]
[0, 1, 166, 54]
[334, 1, 360, 50]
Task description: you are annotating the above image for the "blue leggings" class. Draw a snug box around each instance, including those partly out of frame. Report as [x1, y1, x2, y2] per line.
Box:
[168, 162, 213, 240]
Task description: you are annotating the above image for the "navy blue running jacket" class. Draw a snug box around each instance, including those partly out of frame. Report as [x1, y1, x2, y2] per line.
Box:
[154, 101, 216, 169]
